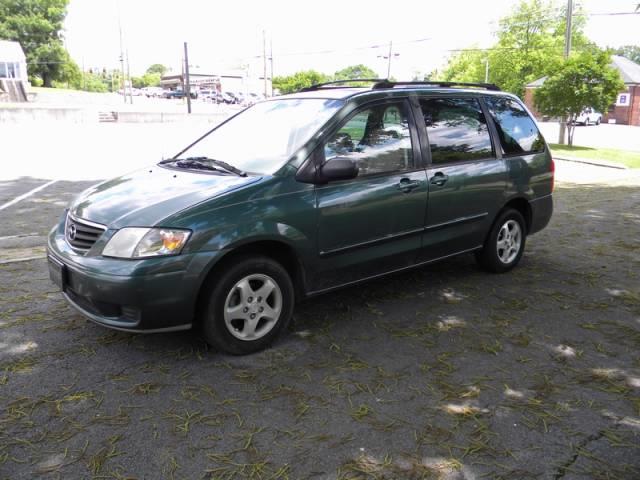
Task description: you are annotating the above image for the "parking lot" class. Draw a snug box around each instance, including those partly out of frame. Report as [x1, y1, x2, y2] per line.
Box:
[1, 158, 640, 479]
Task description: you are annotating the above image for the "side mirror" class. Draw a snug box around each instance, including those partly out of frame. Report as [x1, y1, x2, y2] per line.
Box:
[319, 157, 359, 183]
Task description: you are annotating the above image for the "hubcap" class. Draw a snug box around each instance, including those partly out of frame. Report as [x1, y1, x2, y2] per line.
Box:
[496, 219, 522, 265]
[223, 274, 283, 341]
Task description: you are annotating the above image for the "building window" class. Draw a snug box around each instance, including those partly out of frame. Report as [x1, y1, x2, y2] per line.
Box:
[0, 63, 6, 78]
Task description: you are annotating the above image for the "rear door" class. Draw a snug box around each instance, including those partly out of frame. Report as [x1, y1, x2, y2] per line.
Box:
[416, 96, 507, 261]
[310, 98, 428, 292]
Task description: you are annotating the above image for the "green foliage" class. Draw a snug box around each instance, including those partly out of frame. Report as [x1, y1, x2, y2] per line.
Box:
[333, 64, 378, 80]
[614, 45, 640, 64]
[31, 41, 79, 87]
[535, 50, 624, 145]
[0, 0, 77, 87]
[146, 64, 168, 76]
[440, 0, 595, 97]
[272, 70, 330, 94]
[132, 72, 161, 88]
[273, 64, 379, 94]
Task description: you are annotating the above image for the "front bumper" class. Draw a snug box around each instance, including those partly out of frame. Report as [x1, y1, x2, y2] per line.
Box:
[47, 220, 220, 332]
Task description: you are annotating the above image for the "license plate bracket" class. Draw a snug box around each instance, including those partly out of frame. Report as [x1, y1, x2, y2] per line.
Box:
[48, 255, 67, 291]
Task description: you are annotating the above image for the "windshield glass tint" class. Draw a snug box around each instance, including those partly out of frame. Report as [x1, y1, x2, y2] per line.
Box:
[177, 99, 343, 174]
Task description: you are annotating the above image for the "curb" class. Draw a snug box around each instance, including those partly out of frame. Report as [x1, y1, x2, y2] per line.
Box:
[553, 156, 628, 170]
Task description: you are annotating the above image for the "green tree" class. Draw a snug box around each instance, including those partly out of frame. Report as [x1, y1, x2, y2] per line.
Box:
[68, 72, 108, 92]
[0, 0, 77, 87]
[534, 50, 624, 145]
[272, 70, 330, 94]
[614, 45, 640, 64]
[333, 64, 378, 80]
[146, 64, 168, 76]
[131, 72, 161, 88]
[440, 0, 595, 96]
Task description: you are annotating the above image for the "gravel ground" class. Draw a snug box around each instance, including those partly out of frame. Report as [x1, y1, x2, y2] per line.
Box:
[1, 172, 639, 479]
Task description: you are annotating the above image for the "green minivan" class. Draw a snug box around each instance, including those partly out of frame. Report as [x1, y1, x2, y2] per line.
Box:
[47, 80, 554, 354]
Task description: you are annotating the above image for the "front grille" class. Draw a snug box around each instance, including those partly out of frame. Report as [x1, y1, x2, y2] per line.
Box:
[65, 214, 106, 252]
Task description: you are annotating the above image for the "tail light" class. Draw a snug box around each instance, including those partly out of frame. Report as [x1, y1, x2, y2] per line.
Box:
[550, 158, 555, 192]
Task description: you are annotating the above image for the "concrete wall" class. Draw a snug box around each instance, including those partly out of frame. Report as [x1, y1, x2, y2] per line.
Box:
[0, 106, 95, 123]
[0, 106, 231, 123]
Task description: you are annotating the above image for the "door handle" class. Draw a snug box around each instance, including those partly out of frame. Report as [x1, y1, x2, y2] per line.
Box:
[397, 178, 421, 192]
[430, 172, 449, 186]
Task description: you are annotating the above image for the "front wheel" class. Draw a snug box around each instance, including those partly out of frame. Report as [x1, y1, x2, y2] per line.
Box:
[200, 255, 295, 355]
[475, 209, 526, 273]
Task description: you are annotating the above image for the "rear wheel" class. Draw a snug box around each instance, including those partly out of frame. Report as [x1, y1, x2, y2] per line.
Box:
[596, 118, 601, 125]
[200, 255, 295, 355]
[475, 208, 526, 273]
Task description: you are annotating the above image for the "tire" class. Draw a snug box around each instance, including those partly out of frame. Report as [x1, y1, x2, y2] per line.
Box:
[596, 118, 601, 125]
[475, 208, 527, 273]
[200, 255, 295, 355]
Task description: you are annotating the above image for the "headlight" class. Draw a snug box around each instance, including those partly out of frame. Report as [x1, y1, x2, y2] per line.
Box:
[102, 228, 191, 259]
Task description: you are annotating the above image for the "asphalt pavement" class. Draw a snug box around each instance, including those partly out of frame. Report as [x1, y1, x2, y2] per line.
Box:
[1, 160, 639, 479]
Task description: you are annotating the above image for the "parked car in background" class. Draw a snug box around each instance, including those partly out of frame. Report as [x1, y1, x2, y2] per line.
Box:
[234, 92, 248, 105]
[220, 92, 236, 104]
[163, 89, 197, 99]
[199, 89, 217, 102]
[574, 107, 602, 126]
[142, 86, 164, 98]
[47, 79, 554, 355]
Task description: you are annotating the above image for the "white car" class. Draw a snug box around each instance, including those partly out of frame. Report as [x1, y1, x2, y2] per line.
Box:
[142, 86, 164, 98]
[574, 108, 602, 126]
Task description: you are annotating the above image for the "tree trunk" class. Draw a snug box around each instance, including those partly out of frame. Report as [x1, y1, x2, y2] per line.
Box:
[567, 121, 575, 147]
[43, 73, 52, 88]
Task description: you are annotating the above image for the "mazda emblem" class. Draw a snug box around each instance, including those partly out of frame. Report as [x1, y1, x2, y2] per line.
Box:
[68, 223, 77, 241]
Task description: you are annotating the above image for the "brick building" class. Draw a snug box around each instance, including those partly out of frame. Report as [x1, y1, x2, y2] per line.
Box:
[524, 55, 640, 126]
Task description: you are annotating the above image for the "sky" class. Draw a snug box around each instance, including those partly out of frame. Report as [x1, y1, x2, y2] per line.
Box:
[63, 0, 640, 80]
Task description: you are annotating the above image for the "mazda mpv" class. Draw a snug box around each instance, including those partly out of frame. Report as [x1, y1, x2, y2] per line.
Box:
[48, 80, 554, 354]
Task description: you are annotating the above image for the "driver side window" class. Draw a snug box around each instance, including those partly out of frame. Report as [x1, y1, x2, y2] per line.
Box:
[324, 101, 413, 176]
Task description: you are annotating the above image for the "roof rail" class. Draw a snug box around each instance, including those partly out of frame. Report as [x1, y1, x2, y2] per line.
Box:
[372, 80, 501, 91]
[299, 78, 387, 92]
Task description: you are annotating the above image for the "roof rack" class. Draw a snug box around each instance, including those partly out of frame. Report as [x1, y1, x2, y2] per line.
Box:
[299, 79, 501, 93]
[372, 80, 501, 91]
[299, 79, 387, 92]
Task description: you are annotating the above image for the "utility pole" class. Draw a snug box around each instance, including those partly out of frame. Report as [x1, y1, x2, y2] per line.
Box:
[117, 0, 126, 103]
[387, 41, 393, 79]
[263, 30, 268, 97]
[484, 57, 489, 83]
[184, 42, 192, 114]
[558, 0, 573, 144]
[377, 41, 399, 79]
[126, 50, 133, 104]
[270, 37, 274, 97]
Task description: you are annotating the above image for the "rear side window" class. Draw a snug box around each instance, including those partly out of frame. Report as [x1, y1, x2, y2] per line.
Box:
[420, 98, 493, 164]
[484, 97, 545, 155]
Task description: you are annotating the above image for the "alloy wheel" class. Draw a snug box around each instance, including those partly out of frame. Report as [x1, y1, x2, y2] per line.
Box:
[223, 274, 283, 340]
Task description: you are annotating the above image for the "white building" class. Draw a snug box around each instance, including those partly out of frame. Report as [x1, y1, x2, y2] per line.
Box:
[0, 40, 27, 81]
[0, 40, 29, 102]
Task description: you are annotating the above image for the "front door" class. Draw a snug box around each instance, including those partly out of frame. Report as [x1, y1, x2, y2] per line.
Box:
[310, 99, 428, 292]
[416, 96, 507, 261]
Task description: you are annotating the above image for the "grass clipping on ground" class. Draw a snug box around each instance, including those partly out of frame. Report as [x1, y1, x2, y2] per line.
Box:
[549, 143, 640, 169]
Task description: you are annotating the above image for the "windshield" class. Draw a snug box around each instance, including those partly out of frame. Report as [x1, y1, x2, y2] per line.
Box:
[175, 98, 343, 174]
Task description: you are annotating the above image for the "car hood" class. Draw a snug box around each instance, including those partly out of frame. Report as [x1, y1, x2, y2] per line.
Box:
[70, 165, 260, 228]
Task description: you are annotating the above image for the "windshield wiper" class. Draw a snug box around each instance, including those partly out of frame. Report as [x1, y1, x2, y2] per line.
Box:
[162, 156, 247, 177]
